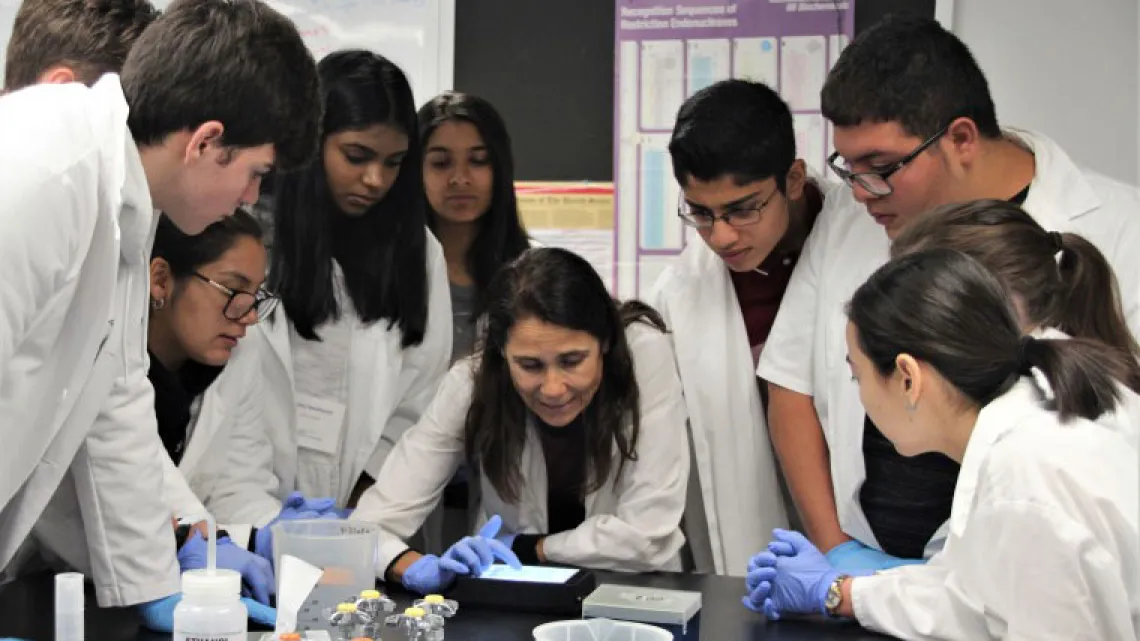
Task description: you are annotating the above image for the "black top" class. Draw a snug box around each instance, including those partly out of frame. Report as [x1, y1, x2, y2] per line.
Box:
[147, 351, 222, 465]
[536, 414, 588, 535]
[511, 413, 588, 564]
[858, 417, 959, 558]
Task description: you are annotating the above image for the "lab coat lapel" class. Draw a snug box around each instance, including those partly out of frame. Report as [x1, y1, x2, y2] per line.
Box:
[668, 240, 780, 574]
[258, 309, 299, 482]
[1009, 128, 1101, 227]
[261, 308, 295, 386]
[344, 323, 397, 490]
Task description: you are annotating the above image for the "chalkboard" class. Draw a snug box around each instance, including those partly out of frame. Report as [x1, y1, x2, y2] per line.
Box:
[453, 0, 615, 182]
[453, 0, 936, 182]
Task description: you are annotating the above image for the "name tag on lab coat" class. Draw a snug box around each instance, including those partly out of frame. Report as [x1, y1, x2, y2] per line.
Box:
[296, 394, 345, 456]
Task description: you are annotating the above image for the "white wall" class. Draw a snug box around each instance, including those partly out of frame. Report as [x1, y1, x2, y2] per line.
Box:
[954, 0, 1139, 185]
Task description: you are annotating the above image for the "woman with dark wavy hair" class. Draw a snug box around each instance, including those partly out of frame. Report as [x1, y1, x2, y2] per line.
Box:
[353, 247, 690, 595]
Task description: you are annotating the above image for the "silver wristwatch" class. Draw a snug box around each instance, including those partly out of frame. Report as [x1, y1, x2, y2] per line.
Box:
[824, 574, 850, 616]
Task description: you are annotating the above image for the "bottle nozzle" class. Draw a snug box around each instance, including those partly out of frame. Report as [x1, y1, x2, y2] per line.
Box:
[206, 513, 217, 575]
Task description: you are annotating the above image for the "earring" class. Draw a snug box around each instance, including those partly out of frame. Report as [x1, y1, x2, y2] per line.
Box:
[905, 400, 917, 412]
[151, 297, 166, 310]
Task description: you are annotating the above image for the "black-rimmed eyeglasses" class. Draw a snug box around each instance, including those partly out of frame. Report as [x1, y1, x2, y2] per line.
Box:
[678, 189, 779, 229]
[193, 272, 278, 322]
[827, 123, 950, 197]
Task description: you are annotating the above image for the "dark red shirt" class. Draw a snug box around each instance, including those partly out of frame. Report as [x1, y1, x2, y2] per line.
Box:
[730, 249, 799, 355]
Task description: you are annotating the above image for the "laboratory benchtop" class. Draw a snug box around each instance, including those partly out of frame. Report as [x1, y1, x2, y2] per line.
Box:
[0, 569, 890, 640]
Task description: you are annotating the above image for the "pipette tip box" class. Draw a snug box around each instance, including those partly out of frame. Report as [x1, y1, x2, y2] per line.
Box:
[581, 584, 701, 641]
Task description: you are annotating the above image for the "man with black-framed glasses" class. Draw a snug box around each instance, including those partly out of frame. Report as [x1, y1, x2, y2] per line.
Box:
[649, 79, 844, 578]
[756, 13, 1140, 602]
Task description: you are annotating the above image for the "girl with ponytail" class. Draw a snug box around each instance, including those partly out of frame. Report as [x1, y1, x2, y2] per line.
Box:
[742, 249, 1139, 640]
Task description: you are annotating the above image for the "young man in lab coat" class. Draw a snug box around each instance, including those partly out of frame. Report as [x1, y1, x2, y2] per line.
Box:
[0, 0, 321, 624]
[650, 79, 843, 576]
[3, 0, 158, 92]
[758, 15, 1140, 572]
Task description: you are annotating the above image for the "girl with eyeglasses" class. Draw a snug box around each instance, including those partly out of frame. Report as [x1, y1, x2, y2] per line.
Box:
[145, 211, 280, 618]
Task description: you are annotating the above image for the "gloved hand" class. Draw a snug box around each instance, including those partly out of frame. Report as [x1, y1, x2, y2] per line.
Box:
[178, 531, 275, 604]
[138, 593, 277, 631]
[442, 514, 523, 576]
[401, 553, 470, 595]
[254, 491, 341, 563]
[742, 529, 842, 620]
[401, 515, 523, 594]
[825, 539, 925, 572]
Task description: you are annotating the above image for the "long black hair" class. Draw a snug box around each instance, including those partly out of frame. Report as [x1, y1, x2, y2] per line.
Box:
[270, 49, 429, 346]
[465, 247, 666, 503]
[419, 91, 529, 319]
[848, 249, 1130, 421]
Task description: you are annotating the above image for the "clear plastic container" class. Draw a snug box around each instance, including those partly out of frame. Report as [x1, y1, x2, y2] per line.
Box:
[271, 519, 380, 632]
[532, 618, 674, 641]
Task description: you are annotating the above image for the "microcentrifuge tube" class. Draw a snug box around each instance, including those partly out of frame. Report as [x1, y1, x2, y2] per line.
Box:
[329, 601, 363, 641]
[355, 589, 396, 639]
[413, 594, 457, 640]
[385, 607, 446, 641]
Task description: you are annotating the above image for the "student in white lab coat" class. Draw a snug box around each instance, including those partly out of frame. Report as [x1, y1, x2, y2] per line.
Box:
[420, 91, 531, 365]
[758, 15, 1140, 574]
[744, 249, 1139, 640]
[205, 50, 452, 529]
[0, 0, 321, 629]
[890, 199, 1140, 448]
[351, 247, 690, 595]
[419, 92, 532, 542]
[144, 213, 282, 605]
[650, 79, 842, 576]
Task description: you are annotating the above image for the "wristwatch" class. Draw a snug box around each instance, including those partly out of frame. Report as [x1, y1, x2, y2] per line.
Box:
[824, 574, 850, 616]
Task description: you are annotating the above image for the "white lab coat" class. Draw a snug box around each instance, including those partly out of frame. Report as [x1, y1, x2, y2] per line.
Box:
[649, 238, 788, 576]
[0, 76, 179, 605]
[204, 234, 452, 527]
[757, 128, 1140, 556]
[849, 379, 1140, 640]
[353, 320, 690, 575]
[158, 333, 269, 547]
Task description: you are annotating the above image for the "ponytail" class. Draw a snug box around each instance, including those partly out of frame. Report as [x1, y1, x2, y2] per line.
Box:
[849, 249, 1130, 423]
[1053, 232, 1140, 393]
[1020, 336, 1131, 421]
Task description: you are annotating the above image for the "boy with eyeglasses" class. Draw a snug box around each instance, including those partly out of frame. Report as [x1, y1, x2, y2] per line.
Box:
[757, 14, 1140, 578]
[649, 78, 841, 577]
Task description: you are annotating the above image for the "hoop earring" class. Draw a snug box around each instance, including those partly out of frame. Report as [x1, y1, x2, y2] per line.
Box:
[151, 297, 166, 311]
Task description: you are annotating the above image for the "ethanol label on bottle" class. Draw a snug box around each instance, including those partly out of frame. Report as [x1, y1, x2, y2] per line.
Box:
[173, 634, 244, 641]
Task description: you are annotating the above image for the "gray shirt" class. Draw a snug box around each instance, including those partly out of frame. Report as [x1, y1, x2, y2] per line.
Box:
[450, 282, 478, 364]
